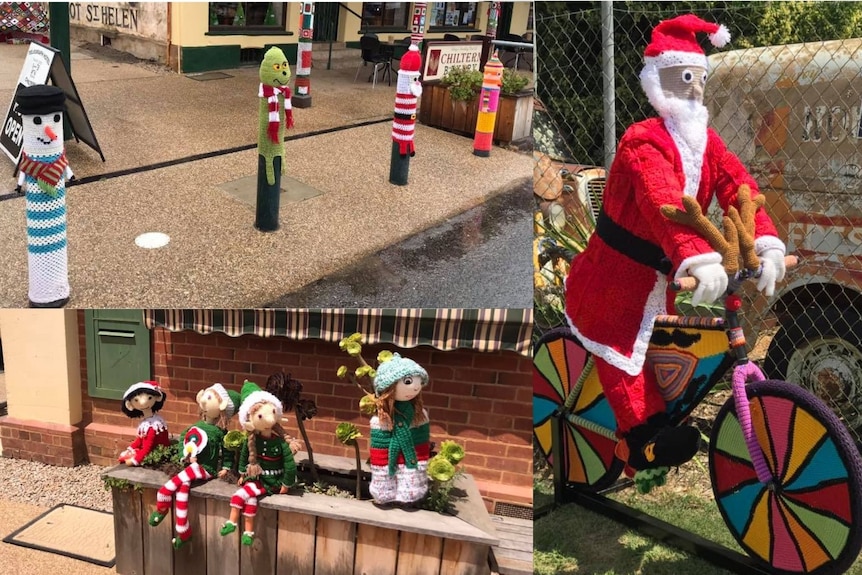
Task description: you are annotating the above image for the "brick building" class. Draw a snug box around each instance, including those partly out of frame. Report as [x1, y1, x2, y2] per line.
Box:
[0, 308, 532, 512]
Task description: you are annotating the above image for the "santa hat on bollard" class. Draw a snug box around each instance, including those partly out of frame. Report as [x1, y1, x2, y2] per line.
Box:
[642, 14, 730, 70]
[399, 44, 422, 75]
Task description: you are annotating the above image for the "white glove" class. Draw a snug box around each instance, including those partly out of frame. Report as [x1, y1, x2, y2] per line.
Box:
[689, 261, 728, 306]
[757, 248, 785, 297]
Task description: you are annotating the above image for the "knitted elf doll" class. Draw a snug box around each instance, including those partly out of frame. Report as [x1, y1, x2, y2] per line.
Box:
[220, 380, 297, 546]
[258, 46, 294, 186]
[369, 353, 431, 505]
[148, 383, 242, 549]
[14, 84, 74, 308]
[118, 382, 170, 467]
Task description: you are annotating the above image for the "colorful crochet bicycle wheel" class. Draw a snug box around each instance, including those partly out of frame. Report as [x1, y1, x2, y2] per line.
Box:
[709, 379, 862, 575]
[534, 327, 624, 491]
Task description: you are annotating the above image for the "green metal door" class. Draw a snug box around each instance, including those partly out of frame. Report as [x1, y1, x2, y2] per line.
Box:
[85, 310, 151, 400]
[313, 2, 339, 42]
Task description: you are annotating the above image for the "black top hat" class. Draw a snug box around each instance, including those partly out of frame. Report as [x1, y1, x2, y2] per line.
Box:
[16, 84, 66, 116]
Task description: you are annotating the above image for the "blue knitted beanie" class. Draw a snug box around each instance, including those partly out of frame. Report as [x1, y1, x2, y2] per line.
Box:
[374, 353, 428, 395]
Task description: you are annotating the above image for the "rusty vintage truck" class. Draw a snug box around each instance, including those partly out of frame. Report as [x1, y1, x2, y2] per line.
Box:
[707, 38, 862, 439]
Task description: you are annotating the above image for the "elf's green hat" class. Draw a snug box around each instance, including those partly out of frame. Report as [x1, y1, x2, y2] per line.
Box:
[237, 380, 283, 426]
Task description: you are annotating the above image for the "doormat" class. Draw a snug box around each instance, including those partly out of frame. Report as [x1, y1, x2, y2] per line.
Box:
[3, 504, 115, 567]
[185, 71, 234, 81]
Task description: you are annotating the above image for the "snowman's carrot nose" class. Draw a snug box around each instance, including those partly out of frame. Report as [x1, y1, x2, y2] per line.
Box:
[44, 125, 57, 141]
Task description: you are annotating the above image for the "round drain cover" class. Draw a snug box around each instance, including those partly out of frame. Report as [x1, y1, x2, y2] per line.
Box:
[135, 232, 170, 249]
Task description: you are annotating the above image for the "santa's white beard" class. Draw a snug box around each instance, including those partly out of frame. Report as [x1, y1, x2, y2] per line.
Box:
[641, 65, 710, 196]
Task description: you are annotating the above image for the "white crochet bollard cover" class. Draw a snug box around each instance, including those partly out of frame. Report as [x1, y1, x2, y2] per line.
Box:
[21, 111, 70, 304]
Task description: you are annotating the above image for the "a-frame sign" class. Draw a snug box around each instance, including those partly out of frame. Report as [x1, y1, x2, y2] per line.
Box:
[0, 41, 105, 164]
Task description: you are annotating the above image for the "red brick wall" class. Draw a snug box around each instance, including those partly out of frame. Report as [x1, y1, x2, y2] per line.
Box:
[78, 313, 533, 506]
[0, 417, 87, 466]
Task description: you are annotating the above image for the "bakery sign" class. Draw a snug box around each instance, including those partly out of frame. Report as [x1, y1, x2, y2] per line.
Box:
[423, 41, 483, 82]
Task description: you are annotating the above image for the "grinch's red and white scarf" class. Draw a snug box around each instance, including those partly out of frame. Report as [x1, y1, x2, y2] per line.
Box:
[259, 83, 294, 143]
[19, 151, 69, 197]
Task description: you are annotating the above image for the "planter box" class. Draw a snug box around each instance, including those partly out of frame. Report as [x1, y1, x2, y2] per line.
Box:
[418, 83, 534, 145]
[104, 456, 498, 575]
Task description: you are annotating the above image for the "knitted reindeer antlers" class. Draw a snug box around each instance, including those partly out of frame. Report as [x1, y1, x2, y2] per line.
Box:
[660, 185, 764, 274]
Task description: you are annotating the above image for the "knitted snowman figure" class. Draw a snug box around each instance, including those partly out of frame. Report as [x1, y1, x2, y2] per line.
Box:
[220, 380, 297, 546]
[118, 382, 170, 466]
[148, 383, 242, 549]
[14, 84, 74, 308]
[369, 353, 431, 505]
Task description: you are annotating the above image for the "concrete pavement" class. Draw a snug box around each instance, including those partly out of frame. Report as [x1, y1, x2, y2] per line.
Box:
[0, 41, 533, 308]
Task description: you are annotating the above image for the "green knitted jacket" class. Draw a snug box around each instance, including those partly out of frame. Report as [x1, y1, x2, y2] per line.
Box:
[238, 433, 297, 494]
[177, 420, 227, 477]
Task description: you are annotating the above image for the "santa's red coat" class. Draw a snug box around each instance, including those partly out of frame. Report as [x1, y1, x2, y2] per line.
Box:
[565, 117, 778, 378]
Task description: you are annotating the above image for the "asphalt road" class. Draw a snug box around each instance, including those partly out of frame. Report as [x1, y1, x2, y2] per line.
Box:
[267, 177, 533, 309]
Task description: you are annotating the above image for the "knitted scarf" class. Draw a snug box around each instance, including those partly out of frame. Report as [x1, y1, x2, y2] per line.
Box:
[19, 151, 68, 197]
[388, 401, 418, 475]
[259, 83, 294, 143]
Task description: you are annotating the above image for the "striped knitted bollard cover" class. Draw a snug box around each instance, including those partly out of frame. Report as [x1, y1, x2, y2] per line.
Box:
[473, 51, 504, 157]
[15, 85, 73, 307]
[389, 44, 423, 186]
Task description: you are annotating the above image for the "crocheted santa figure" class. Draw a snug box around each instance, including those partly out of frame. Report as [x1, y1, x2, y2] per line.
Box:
[15, 85, 74, 308]
[118, 382, 170, 466]
[392, 44, 423, 157]
[369, 353, 431, 505]
[564, 15, 786, 471]
[148, 383, 241, 549]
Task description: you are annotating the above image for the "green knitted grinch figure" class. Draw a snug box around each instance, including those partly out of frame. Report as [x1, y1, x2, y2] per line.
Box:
[220, 380, 297, 546]
[258, 46, 294, 186]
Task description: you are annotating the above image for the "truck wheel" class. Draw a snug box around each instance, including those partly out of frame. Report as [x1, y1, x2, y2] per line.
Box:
[764, 305, 862, 445]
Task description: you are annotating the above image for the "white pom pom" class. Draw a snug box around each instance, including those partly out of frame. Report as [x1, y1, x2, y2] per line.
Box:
[709, 24, 730, 48]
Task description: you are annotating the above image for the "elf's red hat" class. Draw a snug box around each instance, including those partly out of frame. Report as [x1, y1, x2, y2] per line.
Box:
[400, 44, 422, 73]
[643, 14, 730, 69]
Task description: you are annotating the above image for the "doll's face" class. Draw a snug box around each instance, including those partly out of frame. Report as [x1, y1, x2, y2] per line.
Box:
[393, 374, 423, 401]
[246, 402, 279, 432]
[126, 392, 158, 413]
[22, 112, 64, 156]
[197, 387, 225, 421]
[658, 65, 707, 104]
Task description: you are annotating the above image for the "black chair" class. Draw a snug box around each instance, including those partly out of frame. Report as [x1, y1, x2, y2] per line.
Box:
[354, 34, 392, 88]
[443, 33, 461, 41]
[470, 34, 485, 41]
[498, 32, 533, 71]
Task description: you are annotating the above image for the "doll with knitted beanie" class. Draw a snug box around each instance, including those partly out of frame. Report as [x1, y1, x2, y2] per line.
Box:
[148, 383, 241, 549]
[118, 382, 170, 467]
[565, 15, 786, 475]
[220, 380, 297, 546]
[369, 353, 431, 505]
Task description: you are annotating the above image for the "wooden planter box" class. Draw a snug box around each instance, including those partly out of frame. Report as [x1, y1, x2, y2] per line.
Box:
[418, 83, 533, 145]
[104, 456, 498, 575]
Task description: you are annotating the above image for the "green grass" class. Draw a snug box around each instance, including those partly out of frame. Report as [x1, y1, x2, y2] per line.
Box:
[534, 479, 862, 575]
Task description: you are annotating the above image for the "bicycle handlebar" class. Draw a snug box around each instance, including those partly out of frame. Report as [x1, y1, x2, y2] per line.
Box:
[671, 255, 799, 292]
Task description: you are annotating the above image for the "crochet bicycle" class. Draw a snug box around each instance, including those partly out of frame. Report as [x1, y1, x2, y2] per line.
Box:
[534, 195, 862, 575]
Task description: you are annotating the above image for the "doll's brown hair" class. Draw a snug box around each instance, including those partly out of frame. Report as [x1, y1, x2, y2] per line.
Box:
[244, 401, 286, 479]
[375, 386, 426, 428]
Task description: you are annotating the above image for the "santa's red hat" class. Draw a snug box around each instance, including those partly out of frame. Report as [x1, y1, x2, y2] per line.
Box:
[643, 14, 730, 69]
[399, 44, 422, 74]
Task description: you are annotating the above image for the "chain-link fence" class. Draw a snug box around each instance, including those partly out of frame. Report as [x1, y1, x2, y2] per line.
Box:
[533, 1, 862, 444]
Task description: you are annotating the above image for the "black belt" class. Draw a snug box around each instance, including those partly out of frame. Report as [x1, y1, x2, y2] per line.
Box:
[595, 209, 672, 275]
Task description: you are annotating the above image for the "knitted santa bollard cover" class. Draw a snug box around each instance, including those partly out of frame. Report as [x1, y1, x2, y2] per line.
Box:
[118, 382, 171, 467]
[220, 380, 297, 546]
[292, 2, 314, 109]
[14, 84, 74, 307]
[472, 51, 504, 157]
[148, 383, 241, 549]
[389, 44, 423, 186]
[369, 353, 431, 505]
[255, 46, 294, 232]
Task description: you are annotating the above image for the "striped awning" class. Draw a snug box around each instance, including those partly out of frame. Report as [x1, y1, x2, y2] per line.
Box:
[143, 309, 533, 356]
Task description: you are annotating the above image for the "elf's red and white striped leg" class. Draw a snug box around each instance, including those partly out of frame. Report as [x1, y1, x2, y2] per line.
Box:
[229, 481, 264, 517]
[174, 482, 194, 541]
[156, 463, 211, 514]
